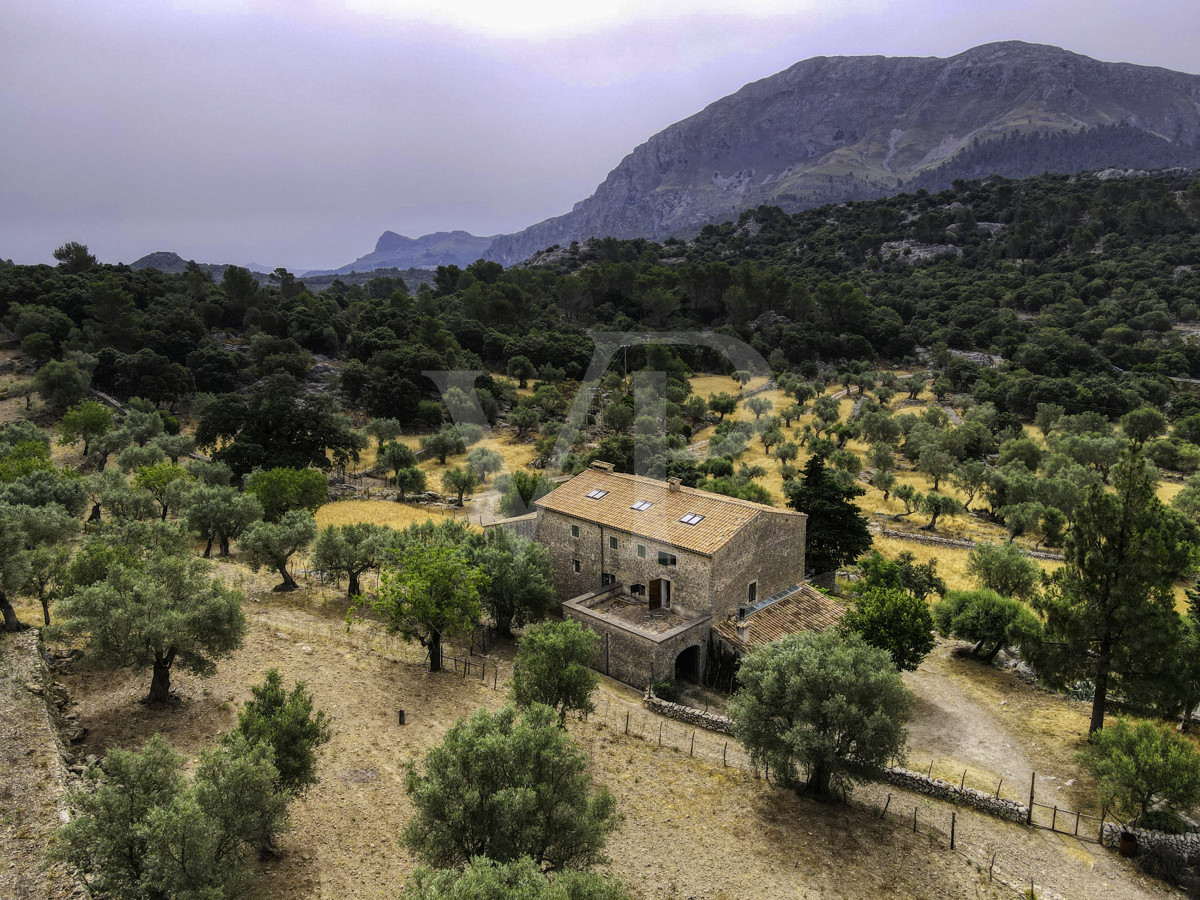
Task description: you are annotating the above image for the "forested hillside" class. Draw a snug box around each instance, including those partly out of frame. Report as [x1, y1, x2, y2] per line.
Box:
[8, 168, 1200, 900]
[4, 170, 1199, 434]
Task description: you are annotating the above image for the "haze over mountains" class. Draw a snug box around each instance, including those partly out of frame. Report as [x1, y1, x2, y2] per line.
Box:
[140, 41, 1200, 276]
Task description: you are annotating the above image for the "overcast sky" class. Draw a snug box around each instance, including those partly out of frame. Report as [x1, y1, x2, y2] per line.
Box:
[2, 1, 1197, 271]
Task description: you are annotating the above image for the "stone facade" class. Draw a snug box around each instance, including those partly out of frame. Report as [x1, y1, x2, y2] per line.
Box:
[537, 507, 717, 619]
[563, 585, 711, 688]
[484, 512, 538, 541]
[535, 501, 805, 624]
[710, 511, 806, 621]
[533, 466, 806, 689]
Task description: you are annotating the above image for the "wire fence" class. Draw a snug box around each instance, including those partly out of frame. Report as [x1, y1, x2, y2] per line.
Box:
[257, 611, 1092, 899]
[584, 693, 1092, 900]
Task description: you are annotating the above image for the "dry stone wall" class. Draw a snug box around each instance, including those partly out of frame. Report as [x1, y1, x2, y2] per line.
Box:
[1102, 822, 1200, 855]
[640, 694, 1029, 821]
[879, 768, 1028, 823]
[643, 695, 735, 735]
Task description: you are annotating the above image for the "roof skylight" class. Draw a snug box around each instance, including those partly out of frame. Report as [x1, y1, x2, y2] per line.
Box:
[679, 513, 705, 525]
[631, 500, 653, 511]
[585, 489, 609, 499]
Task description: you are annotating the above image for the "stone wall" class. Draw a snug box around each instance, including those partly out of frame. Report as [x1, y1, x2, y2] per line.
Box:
[711, 508, 806, 620]
[537, 507, 714, 617]
[1102, 822, 1200, 856]
[564, 599, 709, 689]
[484, 512, 538, 541]
[877, 527, 1064, 562]
[879, 768, 1028, 823]
[643, 695, 735, 735]
[638, 694, 1032, 822]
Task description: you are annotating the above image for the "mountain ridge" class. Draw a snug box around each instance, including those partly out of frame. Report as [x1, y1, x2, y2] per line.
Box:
[333, 41, 1200, 270]
[304, 229, 496, 275]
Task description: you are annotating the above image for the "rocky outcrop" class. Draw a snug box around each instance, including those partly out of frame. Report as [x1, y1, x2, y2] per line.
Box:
[485, 42, 1200, 265]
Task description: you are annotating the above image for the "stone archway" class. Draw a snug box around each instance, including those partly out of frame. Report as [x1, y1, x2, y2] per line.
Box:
[674, 644, 701, 683]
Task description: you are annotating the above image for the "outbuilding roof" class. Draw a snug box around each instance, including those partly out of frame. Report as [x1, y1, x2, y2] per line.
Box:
[533, 463, 804, 556]
[711, 583, 845, 649]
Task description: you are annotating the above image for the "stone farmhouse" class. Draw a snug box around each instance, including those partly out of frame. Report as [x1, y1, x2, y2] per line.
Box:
[525, 460, 831, 689]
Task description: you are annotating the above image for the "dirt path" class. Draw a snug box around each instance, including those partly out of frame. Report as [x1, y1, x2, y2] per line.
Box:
[902, 642, 1037, 791]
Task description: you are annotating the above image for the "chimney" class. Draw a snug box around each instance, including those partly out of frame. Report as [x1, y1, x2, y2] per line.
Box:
[667, 477, 681, 492]
[736, 620, 750, 643]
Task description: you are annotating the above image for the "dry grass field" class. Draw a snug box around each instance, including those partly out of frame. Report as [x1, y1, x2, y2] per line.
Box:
[25, 568, 1164, 900]
[314, 499, 461, 532]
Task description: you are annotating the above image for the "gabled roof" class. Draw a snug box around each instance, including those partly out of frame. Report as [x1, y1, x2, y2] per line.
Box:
[711, 583, 845, 650]
[533, 463, 803, 556]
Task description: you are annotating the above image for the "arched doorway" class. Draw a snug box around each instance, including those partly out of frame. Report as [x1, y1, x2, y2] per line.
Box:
[674, 645, 700, 683]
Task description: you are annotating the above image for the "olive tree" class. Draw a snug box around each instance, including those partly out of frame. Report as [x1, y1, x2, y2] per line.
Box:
[510, 620, 600, 725]
[841, 585, 935, 672]
[239, 511, 317, 591]
[402, 857, 629, 900]
[53, 734, 288, 898]
[403, 703, 618, 871]
[441, 466, 478, 505]
[310, 522, 391, 598]
[58, 400, 113, 456]
[966, 542, 1040, 600]
[378, 441, 419, 483]
[932, 589, 1039, 662]
[369, 542, 486, 672]
[729, 630, 913, 799]
[1077, 716, 1200, 827]
[53, 552, 246, 702]
[226, 668, 330, 796]
[181, 483, 263, 557]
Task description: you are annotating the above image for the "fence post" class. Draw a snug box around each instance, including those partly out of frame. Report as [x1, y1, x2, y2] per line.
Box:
[988, 853, 996, 882]
[880, 794, 891, 818]
[960, 769, 967, 791]
[995, 777, 1003, 799]
[494, 670, 498, 691]
[690, 731, 695, 757]
[723, 742, 728, 767]
[1026, 772, 1035, 825]
[1051, 806, 1058, 832]
[624, 711, 630, 735]
[1099, 811, 1105, 844]
[927, 759, 934, 778]
[950, 812, 956, 850]
[658, 722, 662, 746]
[912, 806, 918, 833]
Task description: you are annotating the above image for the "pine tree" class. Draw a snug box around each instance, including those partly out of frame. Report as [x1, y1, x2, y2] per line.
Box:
[1031, 450, 1195, 733]
[784, 452, 871, 582]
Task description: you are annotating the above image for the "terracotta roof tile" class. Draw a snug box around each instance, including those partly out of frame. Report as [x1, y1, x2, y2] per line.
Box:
[712, 584, 845, 649]
[534, 465, 802, 556]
